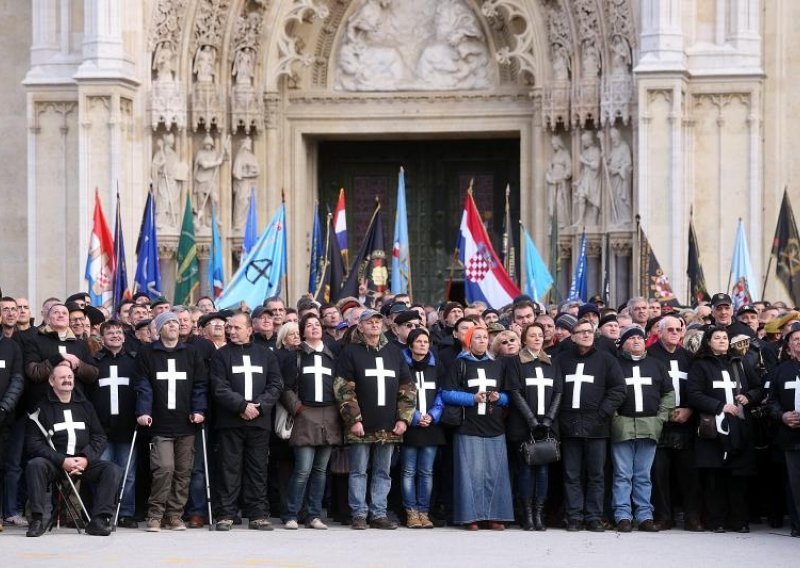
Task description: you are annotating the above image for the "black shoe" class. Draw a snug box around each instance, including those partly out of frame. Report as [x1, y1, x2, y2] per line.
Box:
[735, 525, 750, 534]
[533, 503, 546, 532]
[791, 526, 799, 537]
[86, 516, 112, 536]
[351, 516, 368, 530]
[117, 516, 138, 529]
[586, 520, 605, 533]
[522, 504, 534, 531]
[566, 521, 582, 532]
[617, 519, 633, 533]
[638, 520, 659, 533]
[26, 519, 46, 538]
[713, 526, 726, 534]
[369, 516, 398, 530]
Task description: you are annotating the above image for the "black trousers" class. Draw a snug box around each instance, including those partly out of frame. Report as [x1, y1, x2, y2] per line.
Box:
[651, 446, 702, 523]
[215, 427, 269, 520]
[26, 456, 122, 519]
[699, 468, 748, 529]
[562, 437, 607, 523]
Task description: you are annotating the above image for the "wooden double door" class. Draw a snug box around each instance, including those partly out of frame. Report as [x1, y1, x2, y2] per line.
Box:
[318, 138, 521, 304]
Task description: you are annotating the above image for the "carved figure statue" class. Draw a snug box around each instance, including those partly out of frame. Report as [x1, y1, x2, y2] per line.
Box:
[153, 41, 176, 84]
[552, 43, 570, 81]
[151, 132, 187, 230]
[193, 134, 228, 230]
[194, 45, 216, 84]
[572, 131, 602, 227]
[233, 47, 255, 87]
[232, 137, 260, 231]
[546, 135, 572, 228]
[610, 36, 630, 75]
[607, 127, 632, 225]
[581, 40, 600, 79]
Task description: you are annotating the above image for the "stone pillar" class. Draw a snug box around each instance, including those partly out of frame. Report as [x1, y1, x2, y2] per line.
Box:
[76, 0, 131, 77]
[158, 239, 177, 302]
[557, 242, 572, 301]
[613, 241, 632, 304]
[727, 0, 760, 59]
[637, 0, 684, 72]
[31, 0, 59, 65]
[586, 240, 602, 299]
[197, 241, 211, 299]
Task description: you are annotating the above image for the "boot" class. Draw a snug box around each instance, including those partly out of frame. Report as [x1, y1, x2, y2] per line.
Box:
[522, 502, 535, 531]
[533, 501, 546, 531]
[406, 509, 422, 529]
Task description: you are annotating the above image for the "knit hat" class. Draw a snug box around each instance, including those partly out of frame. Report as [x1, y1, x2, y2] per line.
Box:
[554, 313, 577, 331]
[618, 324, 646, 346]
[577, 303, 600, 319]
[598, 313, 618, 328]
[152, 311, 178, 334]
[442, 301, 463, 320]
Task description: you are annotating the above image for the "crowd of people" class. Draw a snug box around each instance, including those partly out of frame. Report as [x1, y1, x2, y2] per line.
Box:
[0, 288, 798, 538]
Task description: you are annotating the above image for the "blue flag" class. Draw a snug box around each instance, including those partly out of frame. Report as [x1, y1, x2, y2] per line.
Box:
[243, 187, 258, 259]
[391, 167, 411, 294]
[209, 205, 225, 299]
[521, 224, 553, 303]
[134, 191, 162, 299]
[730, 218, 755, 308]
[308, 202, 324, 294]
[217, 204, 286, 310]
[112, 191, 129, 313]
[567, 231, 588, 302]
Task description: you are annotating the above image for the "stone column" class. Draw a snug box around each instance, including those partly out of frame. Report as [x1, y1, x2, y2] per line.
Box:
[613, 241, 632, 304]
[586, 240, 602, 299]
[31, 0, 59, 65]
[637, 0, 684, 72]
[158, 239, 178, 302]
[557, 242, 572, 301]
[197, 241, 211, 299]
[76, 0, 130, 77]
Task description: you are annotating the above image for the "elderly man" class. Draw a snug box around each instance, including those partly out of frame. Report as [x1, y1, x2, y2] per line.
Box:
[627, 297, 649, 327]
[25, 364, 122, 537]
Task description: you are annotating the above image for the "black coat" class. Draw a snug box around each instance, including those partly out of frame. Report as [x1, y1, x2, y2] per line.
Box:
[86, 348, 138, 442]
[0, 336, 24, 422]
[647, 341, 695, 449]
[768, 359, 800, 450]
[506, 351, 562, 442]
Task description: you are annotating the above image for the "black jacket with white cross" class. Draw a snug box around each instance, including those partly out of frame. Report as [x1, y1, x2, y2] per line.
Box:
[86, 347, 138, 442]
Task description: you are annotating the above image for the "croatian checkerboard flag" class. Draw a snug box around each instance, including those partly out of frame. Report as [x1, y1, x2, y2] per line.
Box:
[85, 190, 116, 311]
[458, 190, 520, 308]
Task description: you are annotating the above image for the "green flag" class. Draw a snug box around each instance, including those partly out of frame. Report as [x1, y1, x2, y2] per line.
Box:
[174, 194, 199, 305]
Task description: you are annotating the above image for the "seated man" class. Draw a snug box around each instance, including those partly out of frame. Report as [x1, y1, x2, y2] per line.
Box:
[25, 363, 122, 537]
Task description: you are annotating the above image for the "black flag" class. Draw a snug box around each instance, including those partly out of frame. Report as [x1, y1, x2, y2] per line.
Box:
[336, 201, 388, 301]
[772, 189, 800, 306]
[687, 211, 709, 306]
[639, 227, 678, 306]
[314, 213, 346, 303]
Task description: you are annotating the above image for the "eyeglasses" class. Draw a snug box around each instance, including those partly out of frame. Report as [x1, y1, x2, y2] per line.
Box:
[404, 323, 421, 329]
[500, 339, 517, 345]
[69, 318, 86, 325]
[665, 327, 681, 333]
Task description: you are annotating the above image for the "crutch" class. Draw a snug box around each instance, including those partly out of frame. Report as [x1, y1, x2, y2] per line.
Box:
[113, 427, 139, 529]
[200, 425, 214, 529]
[48, 478, 84, 534]
[28, 409, 91, 523]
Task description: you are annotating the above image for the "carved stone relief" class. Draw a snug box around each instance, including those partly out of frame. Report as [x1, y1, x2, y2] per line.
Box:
[335, 0, 492, 91]
[230, 2, 268, 132]
[605, 126, 632, 226]
[193, 133, 230, 232]
[571, 0, 601, 127]
[231, 136, 260, 230]
[480, 0, 537, 84]
[542, 0, 572, 129]
[149, 0, 188, 131]
[152, 131, 189, 231]
[572, 130, 601, 227]
[546, 133, 572, 228]
[601, 0, 635, 125]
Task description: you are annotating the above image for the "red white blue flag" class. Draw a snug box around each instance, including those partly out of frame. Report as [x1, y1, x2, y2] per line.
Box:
[85, 190, 116, 310]
[458, 190, 520, 308]
[333, 187, 349, 266]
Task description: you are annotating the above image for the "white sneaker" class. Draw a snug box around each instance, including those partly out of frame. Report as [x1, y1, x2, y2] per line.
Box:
[284, 519, 299, 530]
[306, 518, 328, 530]
[5, 515, 29, 527]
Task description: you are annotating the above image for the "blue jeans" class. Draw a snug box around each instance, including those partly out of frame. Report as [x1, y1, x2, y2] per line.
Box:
[400, 446, 437, 512]
[517, 461, 549, 503]
[348, 444, 395, 519]
[612, 438, 657, 523]
[101, 441, 137, 518]
[285, 445, 332, 521]
[3, 416, 27, 518]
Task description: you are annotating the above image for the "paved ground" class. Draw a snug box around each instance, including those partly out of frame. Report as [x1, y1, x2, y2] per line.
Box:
[1, 522, 797, 568]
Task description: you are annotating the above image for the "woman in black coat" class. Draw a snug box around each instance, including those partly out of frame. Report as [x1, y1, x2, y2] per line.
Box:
[686, 325, 763, 533]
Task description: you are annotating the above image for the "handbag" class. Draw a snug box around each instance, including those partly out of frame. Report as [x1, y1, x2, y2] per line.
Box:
[519, 433, 561, 466]
[697, 413, 717, 439]
[439, 404, 464, 427]
[274, 402, 294, 440]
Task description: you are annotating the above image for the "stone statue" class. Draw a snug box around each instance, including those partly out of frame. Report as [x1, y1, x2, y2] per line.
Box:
[610, 36, 630, 75]
[552, 43, 570, 81]
[193, 45, 216, 84]
[546, 135, 572, 228]
[233, 47, 255, 86]
[572, 131, 602, 227]
[607, 127, 632, 225]
[581, 40, 600, 79]
[193, 134, 228, 230]
[153, 41, 176, 84]
[151, 132, 187, 230]
[232, 137, 260, 231]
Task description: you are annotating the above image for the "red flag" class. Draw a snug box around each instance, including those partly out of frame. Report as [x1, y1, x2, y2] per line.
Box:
[84, 190, 116, 309]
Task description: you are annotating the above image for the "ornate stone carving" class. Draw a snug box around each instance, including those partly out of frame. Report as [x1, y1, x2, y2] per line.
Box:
[586, 240, 602, 258]
[572, 130, 601, 227]
[335, 0, 491, 92]
[230, 3, 268, 132]
[601, 0, 635, 126]
[542, 0, 572, 129]
[611, 239, 632, 256]
[264, 91, 280, 129]
[481, 0, 536, 84]
[193, 133, 230, 232]
[192, 46, 223, 131]
[149, 0, 188, 130]
[604, 127, 632, 226]
[231, 136, 260, 231]
[275, 0, 330, 86]
[571, 0, 601, 127]
[149, 0, 188, 52]
[190, 0, 231, 56]
[152, 131, 189, 231]
[546, 133, 572, 228]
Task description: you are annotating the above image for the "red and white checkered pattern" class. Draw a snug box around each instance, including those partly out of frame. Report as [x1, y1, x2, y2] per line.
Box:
[466, 254, 489, 282]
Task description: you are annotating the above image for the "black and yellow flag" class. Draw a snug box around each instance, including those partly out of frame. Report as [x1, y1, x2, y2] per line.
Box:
[772, 189, 800, 306]
[687, 211, 709, 306]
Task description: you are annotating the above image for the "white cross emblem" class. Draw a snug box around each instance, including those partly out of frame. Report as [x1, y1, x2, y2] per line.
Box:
[0, 359, 5, 370]
[364, 357, 396, 407]
[415, 371, 438, 416]
[156, 359, 187, 410]
[565, 363, 595, 409]
[525, 367, 553, 415]
[302, 354, 332, 403]
[667, 360, 688, 407]
[232, 355, 263, 401]
[712, 370, 737, 405]
[785, 376, 800, 412]
[625, 366, 653, 413]
[467, 368, 498, 415]
[58, 346, 68, 356]
[53, 409, 86, 456]
[98, 365, 130, 416]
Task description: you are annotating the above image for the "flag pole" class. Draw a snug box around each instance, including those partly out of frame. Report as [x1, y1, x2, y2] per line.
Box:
[727, 217, 740, 294]
[281, 189, 289, 302]
[635, 214, 642, 297]
[315, 211, 333, 300]
[446, 179, 473, 302]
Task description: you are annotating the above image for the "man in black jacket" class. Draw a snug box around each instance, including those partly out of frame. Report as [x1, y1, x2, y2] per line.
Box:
[209, 312, 282, 531]
[0, 331, 24, 533]
[557, 318, 625, 532]
[135, 311, 207, 532]
[25, 364, 122, 537]
[86, 319, 139, 529]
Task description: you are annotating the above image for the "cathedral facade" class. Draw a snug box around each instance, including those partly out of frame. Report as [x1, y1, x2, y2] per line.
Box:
[0, 0, 794, 307]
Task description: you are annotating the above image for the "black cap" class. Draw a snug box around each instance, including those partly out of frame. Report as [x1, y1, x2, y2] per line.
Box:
[589, 294, 605, 305]
[65, 302, 85, 314]
[785, 321, 800, 343]
[394, 310, 422, 325]
[150, 295, 169, 308]
[736, 304, 758, 316]
[85, 305, 105, 327]
[710, 293, 732, 308]
[599, 313, 618, 327]
[618, 324, 646, 346]
[134, 318, 152, 331]
[66, 292, 88, 304]
[198, 312, 225, 328]
[578, 303, 600, 318]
